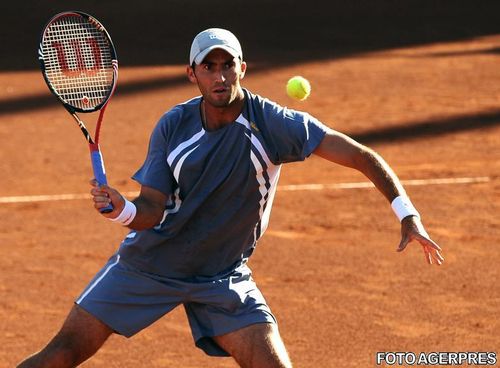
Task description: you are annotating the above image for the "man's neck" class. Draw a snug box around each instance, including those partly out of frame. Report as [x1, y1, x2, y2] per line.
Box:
[202, 91, 245, 131]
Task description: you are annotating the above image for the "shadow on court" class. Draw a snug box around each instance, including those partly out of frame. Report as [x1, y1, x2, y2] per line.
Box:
[1, 0, 500, 147]
[351, 110, 500, 144]
[1, 0, 500, 70]
[1, 0, 500, 115]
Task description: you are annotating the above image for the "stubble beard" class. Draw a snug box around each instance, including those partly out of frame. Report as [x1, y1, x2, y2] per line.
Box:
[208, 86, 244, 109]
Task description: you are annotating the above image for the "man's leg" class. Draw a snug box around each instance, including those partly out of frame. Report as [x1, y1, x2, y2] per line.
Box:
[212, 322, 292, 368]
[17, 304, 113, 368]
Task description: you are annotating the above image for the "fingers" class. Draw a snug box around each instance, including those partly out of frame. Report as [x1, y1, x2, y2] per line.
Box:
[92, 188, 112, 210]
[435, 250, 445, 263]
[89, 180, 113, 211]
[416, 233, 442, 252]
[88, 180, 125, 218]
[398, 221, 445, 265]
[90, 183, 110, 198]
[431, 247, 445, 265]
[415, 233, 444, 266]
[397, 235, 409, 252]
[422, 245, 445, 266]
[423, 246, 432, 265]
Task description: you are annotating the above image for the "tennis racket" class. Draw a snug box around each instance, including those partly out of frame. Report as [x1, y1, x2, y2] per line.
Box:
[38, 11, 118, 213]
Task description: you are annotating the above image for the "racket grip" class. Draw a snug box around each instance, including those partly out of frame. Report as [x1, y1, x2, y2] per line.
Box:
[89, 144, 114, 213]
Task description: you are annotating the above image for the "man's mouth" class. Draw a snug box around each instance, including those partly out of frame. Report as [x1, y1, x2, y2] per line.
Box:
[213, 86, 227, 94]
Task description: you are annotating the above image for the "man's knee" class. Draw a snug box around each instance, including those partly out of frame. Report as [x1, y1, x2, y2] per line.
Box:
[17, 305, 113, 368]
[214, 323, 292, 368]
[50, 329, 94, 363]
[17, 331, 89, 368]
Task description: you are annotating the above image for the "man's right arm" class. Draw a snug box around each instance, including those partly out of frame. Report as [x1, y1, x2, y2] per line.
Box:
[90, 180, 167, 230]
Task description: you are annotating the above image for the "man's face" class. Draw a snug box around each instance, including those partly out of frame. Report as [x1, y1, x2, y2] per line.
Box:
[187, 49, 246, 108]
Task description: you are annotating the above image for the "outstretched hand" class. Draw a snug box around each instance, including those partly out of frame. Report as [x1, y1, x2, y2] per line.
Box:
[89, 179, 125, 219]
[397, 216, 444, 265]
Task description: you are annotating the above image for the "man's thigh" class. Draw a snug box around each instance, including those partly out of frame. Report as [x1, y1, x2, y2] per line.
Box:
[213, 322, 292, 368]
[53, 304, 114, 351]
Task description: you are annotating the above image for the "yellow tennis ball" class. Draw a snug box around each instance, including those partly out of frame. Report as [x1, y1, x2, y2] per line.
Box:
[286, 76, 311, 101]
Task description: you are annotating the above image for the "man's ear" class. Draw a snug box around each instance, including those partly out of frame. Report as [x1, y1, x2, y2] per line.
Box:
[186, 65, 197, 84]
[240, 61, 247, 79]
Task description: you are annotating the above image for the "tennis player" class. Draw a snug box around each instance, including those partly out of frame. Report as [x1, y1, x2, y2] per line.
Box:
[18, 28, 444, 368]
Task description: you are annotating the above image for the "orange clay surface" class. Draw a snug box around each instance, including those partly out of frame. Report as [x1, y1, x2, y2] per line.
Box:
[1, 35, 499, 367]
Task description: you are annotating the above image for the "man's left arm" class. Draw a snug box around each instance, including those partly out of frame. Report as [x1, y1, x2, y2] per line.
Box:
[313, 128, 444, 265]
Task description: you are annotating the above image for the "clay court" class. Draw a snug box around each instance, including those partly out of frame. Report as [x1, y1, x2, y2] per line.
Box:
[1, 1, 499, 367]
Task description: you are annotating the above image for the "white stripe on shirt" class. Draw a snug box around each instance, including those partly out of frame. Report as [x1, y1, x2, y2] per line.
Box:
[260, 165, 281, 234]
[167, 129, 205, 166]
[245, 125, 281, 239]
[235, 114, 250, 129]
[173, 144, 200, 183]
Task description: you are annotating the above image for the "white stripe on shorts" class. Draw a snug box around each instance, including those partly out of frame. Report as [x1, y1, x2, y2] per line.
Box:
[76, 255, 121, 304]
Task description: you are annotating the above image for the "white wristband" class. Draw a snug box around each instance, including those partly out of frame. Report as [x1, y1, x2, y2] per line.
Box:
[109, 198, 136, 226]
[391, 196, 420, 222]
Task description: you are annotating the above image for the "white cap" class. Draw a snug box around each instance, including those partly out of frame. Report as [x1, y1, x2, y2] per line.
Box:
[189, 28, 243, 65]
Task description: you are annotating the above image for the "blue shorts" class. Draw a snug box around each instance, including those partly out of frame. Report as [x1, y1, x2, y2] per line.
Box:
[75, 254, 276, 356]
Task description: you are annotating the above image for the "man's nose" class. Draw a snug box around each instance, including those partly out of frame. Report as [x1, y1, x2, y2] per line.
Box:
[214, 69, 226, 82]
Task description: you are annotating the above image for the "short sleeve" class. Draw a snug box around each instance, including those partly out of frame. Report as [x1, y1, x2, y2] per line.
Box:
[261, 100, 327, 164]
[132, 116, 175, 196]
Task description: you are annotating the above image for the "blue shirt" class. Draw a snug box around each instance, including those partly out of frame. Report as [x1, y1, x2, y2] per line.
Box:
[118, 89, 327, 278]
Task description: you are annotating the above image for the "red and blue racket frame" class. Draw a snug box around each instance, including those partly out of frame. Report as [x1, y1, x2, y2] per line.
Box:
[38, 11, 118, 213]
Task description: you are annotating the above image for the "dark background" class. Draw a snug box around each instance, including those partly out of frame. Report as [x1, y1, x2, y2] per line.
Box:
[2, 0, 500, 70]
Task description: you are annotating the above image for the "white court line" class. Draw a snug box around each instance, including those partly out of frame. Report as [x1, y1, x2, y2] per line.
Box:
[281, 176, 491, 191]
[0, 191, 140, 204]
[0, 176, 491, 204]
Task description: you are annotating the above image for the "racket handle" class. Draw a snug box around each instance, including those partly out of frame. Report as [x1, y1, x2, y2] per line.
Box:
[89, 144, 114, 213]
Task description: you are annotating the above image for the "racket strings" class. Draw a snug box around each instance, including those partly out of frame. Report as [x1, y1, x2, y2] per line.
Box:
[42, 15, 115, 110]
